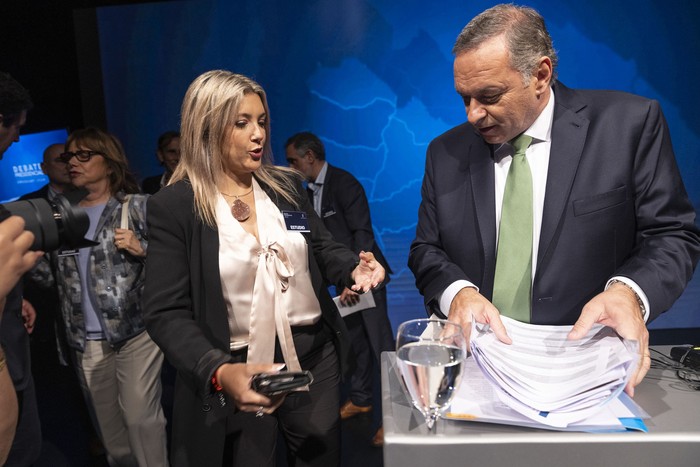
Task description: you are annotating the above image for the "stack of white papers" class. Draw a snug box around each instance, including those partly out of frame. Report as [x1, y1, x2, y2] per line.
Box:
[447, 357, 648, 432]
[466, 317, 639, 428]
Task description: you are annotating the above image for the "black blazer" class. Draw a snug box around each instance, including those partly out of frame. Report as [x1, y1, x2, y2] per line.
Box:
[143, 177, 358, 466]
[319, 164, 392, 278]
[409, 82, 700, 325]
[18, 184, 50, 201]
[141, 174, 163, 195]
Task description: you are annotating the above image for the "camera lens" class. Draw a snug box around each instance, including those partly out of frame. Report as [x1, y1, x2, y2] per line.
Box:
[1, 192, 96, 251]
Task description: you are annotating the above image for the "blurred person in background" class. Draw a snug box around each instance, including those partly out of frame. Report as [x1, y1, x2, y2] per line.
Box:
[142, 131, 181, 194]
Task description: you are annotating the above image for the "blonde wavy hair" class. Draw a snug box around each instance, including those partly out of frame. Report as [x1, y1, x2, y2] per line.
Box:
[171, 70, 301, 226]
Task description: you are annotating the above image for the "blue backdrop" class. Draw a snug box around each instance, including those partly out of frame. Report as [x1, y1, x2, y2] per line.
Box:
[0, 128, 68, 203]
[95, 0, 700, 332]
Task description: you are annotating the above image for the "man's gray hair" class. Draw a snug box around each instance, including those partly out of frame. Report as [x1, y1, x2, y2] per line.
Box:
[452, 4, 558, 83]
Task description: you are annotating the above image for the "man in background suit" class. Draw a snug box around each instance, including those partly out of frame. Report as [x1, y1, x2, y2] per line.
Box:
[19, 142, 71, 202]
[286, 132, 394, 446]
[408, 4, 700, 396]
[142, 130, 181, 194]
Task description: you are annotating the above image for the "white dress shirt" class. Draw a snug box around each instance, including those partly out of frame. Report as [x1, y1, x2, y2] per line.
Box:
[308, 161, 329, 216]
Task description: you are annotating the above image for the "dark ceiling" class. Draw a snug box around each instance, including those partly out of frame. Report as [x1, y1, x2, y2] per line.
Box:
[2, 1, 175, 134]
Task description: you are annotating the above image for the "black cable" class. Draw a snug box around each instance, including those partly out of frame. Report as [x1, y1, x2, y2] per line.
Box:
[650, 347, 700, 390]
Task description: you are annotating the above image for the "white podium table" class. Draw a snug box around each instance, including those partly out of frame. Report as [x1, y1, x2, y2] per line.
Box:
[381, 346, 700, 467]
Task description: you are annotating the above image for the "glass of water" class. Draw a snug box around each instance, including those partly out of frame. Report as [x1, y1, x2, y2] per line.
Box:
[395, 318, 466, 430]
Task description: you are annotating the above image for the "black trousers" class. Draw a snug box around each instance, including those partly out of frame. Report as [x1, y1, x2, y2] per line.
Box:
[223, 323, 341, 467]
[4, 377, 42, 467]
[344, 287, 395, 406]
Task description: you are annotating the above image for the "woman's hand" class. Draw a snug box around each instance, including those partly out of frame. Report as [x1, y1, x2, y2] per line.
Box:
[114, 228, 145, 257]
[21, 299, 37, 334]
[215, 363, 286, 415]
[350, 250, 385, 293]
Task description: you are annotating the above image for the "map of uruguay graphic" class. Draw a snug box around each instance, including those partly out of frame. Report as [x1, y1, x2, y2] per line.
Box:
[98, 0, 700, 329]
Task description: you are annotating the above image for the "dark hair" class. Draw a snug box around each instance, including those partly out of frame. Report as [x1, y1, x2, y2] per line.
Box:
[452, 4, 558, 83]
[157, 130, 180, 152]
[0, 72, 33, 127]
[284, 131, 326, 161]
[66, 127, 140, 197]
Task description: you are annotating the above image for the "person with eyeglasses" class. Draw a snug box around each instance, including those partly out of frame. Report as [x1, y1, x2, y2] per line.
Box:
[30, 128, 169, 466]
[19, 142, 107, 463]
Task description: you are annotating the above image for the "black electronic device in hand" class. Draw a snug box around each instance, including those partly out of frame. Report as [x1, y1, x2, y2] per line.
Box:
[251, 371, 313, 396]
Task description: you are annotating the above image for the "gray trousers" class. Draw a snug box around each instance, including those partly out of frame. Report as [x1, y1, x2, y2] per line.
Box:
[73, 330, 168, 467]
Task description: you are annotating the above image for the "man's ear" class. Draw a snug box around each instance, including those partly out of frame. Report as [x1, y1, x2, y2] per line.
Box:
[535, 56, 553, 92]
[305, 150, 316, 162]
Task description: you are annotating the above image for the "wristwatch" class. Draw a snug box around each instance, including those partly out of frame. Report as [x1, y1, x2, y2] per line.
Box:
[608, 279, 646, 319]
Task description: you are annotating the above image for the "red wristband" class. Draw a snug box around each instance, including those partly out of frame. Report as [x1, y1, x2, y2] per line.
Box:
[211, 374, 223, 392]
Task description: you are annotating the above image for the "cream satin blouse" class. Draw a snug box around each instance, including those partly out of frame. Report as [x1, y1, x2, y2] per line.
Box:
[216, 179, 322, 371]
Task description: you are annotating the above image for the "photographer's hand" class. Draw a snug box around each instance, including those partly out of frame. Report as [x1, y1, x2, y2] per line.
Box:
[0, 216, 43, 299]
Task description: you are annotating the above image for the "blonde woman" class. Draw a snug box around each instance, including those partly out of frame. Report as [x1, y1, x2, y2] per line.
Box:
[143, 70, 384, 467]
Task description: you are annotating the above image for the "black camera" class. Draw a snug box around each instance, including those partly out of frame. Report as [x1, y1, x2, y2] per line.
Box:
[1, 190, 97, 251]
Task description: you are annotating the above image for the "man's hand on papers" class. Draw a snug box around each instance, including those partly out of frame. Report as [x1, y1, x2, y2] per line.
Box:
[448, 287, 512, 348]
[567, 284, 650, 397]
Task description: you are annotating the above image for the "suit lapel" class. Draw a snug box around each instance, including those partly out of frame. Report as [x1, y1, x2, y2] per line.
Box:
[536, 84, 589, 272]
[469, 138, 497, 284]
[320, 165, 334, 215]
[200, 222, 227, 323]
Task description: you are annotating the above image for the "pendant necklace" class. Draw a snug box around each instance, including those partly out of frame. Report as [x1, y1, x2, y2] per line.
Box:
[221, 187, 254, 221]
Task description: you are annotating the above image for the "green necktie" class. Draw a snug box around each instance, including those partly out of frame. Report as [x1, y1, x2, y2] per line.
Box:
[492, 133, 533, 322]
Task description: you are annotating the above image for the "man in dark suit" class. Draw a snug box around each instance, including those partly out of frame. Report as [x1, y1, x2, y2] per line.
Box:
[408, 4, 700, 397]
[19, 142, 71, 202]
[286, 132, 395, 445]
[142, 130, 180, 194]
